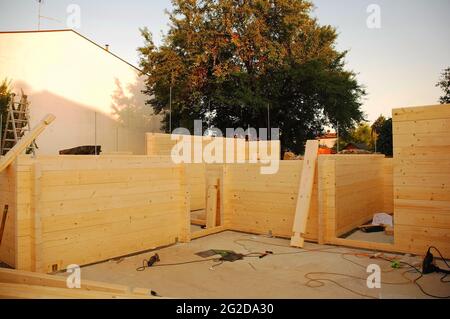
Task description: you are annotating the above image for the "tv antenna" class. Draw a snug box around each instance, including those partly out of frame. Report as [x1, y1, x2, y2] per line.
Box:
[36, 0, 62, 30]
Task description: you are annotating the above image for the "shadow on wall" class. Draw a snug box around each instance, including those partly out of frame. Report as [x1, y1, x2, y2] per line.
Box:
[111, 76, 163, 132]
[11, 79, 162, 155]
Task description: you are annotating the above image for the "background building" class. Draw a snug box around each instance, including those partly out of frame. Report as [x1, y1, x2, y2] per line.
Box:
[0, 29, 162, 155]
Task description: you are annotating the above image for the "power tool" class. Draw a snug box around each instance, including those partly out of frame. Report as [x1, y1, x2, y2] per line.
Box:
[422, 248, 450, 275]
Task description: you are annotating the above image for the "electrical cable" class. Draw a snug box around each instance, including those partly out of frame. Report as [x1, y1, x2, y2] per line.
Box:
[136, 257, 219, 271]
[429, 246, 450, 269]
[399, 260, 450, 299]
[136, 235, 450, 299]
[234, 236, 450, 299]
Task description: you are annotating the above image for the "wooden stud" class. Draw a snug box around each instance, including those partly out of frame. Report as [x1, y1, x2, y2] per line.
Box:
[206, 176, 219, 229]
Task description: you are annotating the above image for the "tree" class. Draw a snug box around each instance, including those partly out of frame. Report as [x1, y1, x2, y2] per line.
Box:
[371, 115, 386, 152]
[139, 0, 365, 153]
[0, 78, 12, 140]
[436, 67, 450, 104]
[376, 118, 393, 157]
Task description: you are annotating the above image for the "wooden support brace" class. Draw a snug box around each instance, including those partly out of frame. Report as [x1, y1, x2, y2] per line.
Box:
[0, 205, 8, 246]
[290, 140, 319, 247]
[206, 176, 219, 229]
[0, 267, 160, 299]
[0, 114, 55, 173]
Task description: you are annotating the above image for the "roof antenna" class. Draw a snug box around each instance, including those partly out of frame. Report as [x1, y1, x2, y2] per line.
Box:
[37, 0, 43, 30]
[36, 0, 62, 30]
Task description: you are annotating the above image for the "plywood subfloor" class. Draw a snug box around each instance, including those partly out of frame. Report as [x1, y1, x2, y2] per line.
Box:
[57, 231, 449, 299]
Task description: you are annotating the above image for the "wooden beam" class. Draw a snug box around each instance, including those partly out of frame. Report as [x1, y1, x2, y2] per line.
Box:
[191, 225, 227, 240]
[206, 176, 219, 229]
[0, 205, 8, 246]
[0, 114, 55, 173]
[0, 268, 154, 297]
[290, 140, 319, 247]
[191, 218, 206, 226]
[0, 283, 154, 299]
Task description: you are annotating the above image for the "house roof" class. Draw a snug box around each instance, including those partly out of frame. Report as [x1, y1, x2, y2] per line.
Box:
[317, 132, 337, 140]
[0, 29, 142, 72]
[344, 142, 369, 150]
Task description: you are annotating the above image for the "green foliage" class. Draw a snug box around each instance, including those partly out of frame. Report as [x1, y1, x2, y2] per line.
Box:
[376, 118, 393, 157]
[333, 122, 373, 152]
[0, 78, 12, 139]
[436, 67, 450, 104]
[351, 122, 373, 149]
[139, 0, 365, 153]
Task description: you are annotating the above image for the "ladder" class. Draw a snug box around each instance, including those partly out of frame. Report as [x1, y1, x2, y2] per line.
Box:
[1, 92, 36, 156]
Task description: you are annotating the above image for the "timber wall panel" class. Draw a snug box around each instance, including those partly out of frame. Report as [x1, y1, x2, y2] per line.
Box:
[316, 155, 390, 243]
[0, 164, 16, 267]
[14, 155, 188, 273]
[383, 158, 394, 213]
[146, 133, 280, 162]
[186, 164, 206, 211]
[146, 133, 280, 212]
[333, 155, 386, 237]
[393, 104, 450, 258]
[223, 161, 319, 240]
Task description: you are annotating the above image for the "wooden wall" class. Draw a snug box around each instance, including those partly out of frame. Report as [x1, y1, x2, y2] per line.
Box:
[223, 161, 319, 241]
[146, 133, 281, 162]
[186, 163, 206, 211]
[146, 133, 281, 212]
[383, 158, 394, 214]
[13, 155, 189, 273]
[222, 155, 392, 243]
[0, 164, 16, 267]
[333, 155, 386, 237]
[393, 104, 450, 258]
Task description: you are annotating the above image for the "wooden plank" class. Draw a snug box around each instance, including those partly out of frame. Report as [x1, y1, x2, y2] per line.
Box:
[191, 225, 227, 239]
[205, 177, 219, 229]
[32, 163, 43, 273]
[291, 140, 319, 247]
[0, 114, 55, 173]
[0, 205, 8, 245]
[0, 283, 154, 299]
[329, 238, 398, 254]
[393, 104, 450, 122]
[0, 268, 153, 296]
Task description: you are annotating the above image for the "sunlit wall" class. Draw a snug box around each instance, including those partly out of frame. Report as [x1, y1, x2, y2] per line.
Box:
[0, 30, 162, 155]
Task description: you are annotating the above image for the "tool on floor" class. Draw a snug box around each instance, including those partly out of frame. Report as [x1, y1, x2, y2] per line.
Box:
[136, 253, 160, 271]
[146, 254, 160, 267]
[422, 247, 450, 275]
[196, 249, 244, 262]
[358, 224, 385, 233]
[259, 251, 274, 259]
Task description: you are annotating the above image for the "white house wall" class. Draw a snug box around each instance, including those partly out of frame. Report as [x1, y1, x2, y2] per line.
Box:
[0, 30, 162, 155]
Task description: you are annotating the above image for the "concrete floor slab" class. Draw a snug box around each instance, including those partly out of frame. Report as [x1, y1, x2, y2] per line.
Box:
[59, 231, 450, 299]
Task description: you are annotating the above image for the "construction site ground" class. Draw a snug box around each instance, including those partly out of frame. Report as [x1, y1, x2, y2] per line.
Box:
[56, 231, 450, 299]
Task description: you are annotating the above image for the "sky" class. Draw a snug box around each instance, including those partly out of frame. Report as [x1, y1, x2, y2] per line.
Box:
[0, 0, 449, 123]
